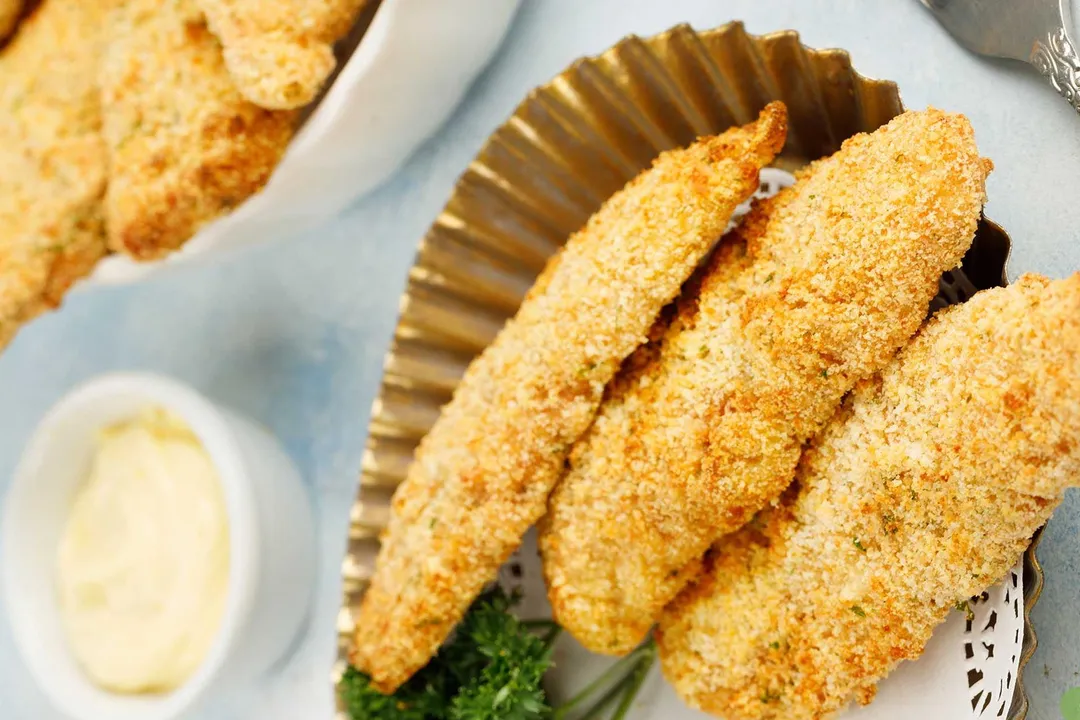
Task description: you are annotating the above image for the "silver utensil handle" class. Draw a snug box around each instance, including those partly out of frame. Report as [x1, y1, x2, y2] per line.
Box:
[1031, 26, 1080, 112]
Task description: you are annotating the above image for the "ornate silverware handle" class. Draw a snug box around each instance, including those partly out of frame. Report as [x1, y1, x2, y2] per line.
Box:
[1031, 26, 1080, 112]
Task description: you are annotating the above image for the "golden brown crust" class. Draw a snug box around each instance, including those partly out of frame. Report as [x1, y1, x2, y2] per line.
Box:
[352, 104, 789, 693]
[657, 274, 1080, 720]
[538, 109, 992, 656]
[0, 0, 115, 349]
[0, 0, 21, 42]
[101, 0, 297, 260]
[196, 0, 368, 109]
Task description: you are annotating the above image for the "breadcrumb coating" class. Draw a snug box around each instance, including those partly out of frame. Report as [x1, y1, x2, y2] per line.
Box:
[352, 104, 788, 693]
[196, 0, 368, 109]
[0, 0, 116, 349]
[101, 0, 297, 260]
[539, 109, 992, 656]
[657, 274, 1080, 720]
[0, 0, 21, 41]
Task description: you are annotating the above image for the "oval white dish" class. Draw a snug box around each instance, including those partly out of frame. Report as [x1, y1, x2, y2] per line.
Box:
[500, 533, 1025, 720]
[497, 168, 1028, 720]
[335, 23, 1037, 720]
[2, 372, 314, 720]
[89, 0, 521, 285]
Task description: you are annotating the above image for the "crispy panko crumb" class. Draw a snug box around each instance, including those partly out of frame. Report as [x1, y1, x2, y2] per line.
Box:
[101, 0, 297, 260]
[538, 109, 992, 656]
[352, 104, 789, 693]
[0, 0, 117, 349]
[657, 274, 1080, 720]
[196, 0, 368, 109]
[0, 0, 21, 41]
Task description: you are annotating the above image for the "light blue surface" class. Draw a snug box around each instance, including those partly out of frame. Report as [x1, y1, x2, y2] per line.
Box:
[2, 1, 1079, 718]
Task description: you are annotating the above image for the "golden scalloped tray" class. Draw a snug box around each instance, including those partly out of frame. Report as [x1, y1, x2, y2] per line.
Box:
[335, 21, 1039, 719]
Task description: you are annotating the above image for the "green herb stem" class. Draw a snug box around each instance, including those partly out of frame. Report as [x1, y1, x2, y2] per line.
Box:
[554, 640, 656, 720]
[575, 674, 634, 720]
[541, 625, 563, 650]
[552, 642, 652, 719]
[609, 644, 656, 720]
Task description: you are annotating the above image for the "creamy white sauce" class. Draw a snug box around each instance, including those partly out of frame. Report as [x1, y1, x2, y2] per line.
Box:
[56, 409, 230, 694]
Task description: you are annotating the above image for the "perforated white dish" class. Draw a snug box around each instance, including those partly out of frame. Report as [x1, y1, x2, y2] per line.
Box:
[498, 533, 1024, 720]
[491, 168, 1028, 720]
[341, 155, 1033, 720]
[337, 24, 1038, 719]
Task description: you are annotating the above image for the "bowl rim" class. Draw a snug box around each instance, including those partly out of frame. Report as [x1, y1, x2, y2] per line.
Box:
[2, 372, 260, 720]
[85, 0, 522, 287]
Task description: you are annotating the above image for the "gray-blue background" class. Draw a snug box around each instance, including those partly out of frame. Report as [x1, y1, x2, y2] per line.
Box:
[2, 1, 1077, 717]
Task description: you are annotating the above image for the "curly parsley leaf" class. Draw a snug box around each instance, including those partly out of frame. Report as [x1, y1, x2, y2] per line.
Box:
[446, 588, 553, 720]
[341, 587, 553, 720]
[340, 586, 652, 720]
[339, 662, 451, 720]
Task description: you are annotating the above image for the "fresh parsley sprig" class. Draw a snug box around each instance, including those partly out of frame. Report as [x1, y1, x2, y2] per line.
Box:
[341, 587, 655, 720]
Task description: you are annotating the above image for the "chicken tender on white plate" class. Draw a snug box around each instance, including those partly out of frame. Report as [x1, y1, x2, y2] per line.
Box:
[539, 108, 992, 655]
[100, 0, 297, 260]
[352, 103, 788, 693]
[657, 273, 1080, 720]
[196, 0, 369, 109]
[0, 0, 118, 349]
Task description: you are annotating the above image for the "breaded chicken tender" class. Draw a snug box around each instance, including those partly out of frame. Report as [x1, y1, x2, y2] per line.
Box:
[101, 0, 297, 260]
[657, 274, 1080, 720]
[0, 0, 22, 41]
[0, 0, 117, 349]
[539, 109, 992, 655]
[352, 104, 789, 693]
[196, 0, 368, 109]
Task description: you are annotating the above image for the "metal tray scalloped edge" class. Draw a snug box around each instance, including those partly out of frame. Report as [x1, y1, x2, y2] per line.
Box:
[1012, 530, 1044, 720]
[336, 21, 1039, 719]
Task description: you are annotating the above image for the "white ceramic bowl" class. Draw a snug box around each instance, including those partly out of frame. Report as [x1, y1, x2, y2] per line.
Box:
[89, 0, 521, 285]
[2, 373, 314, 720]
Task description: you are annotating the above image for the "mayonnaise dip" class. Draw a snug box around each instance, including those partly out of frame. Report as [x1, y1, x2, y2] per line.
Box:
[56, 408, 230, 694]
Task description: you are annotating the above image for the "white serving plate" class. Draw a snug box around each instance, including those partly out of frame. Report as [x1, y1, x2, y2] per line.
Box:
[89, 0, 521, 285]
[495, 172, 1028, 720]
[501, 532, 1025, 720]
[337, 24, 1038, 719]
